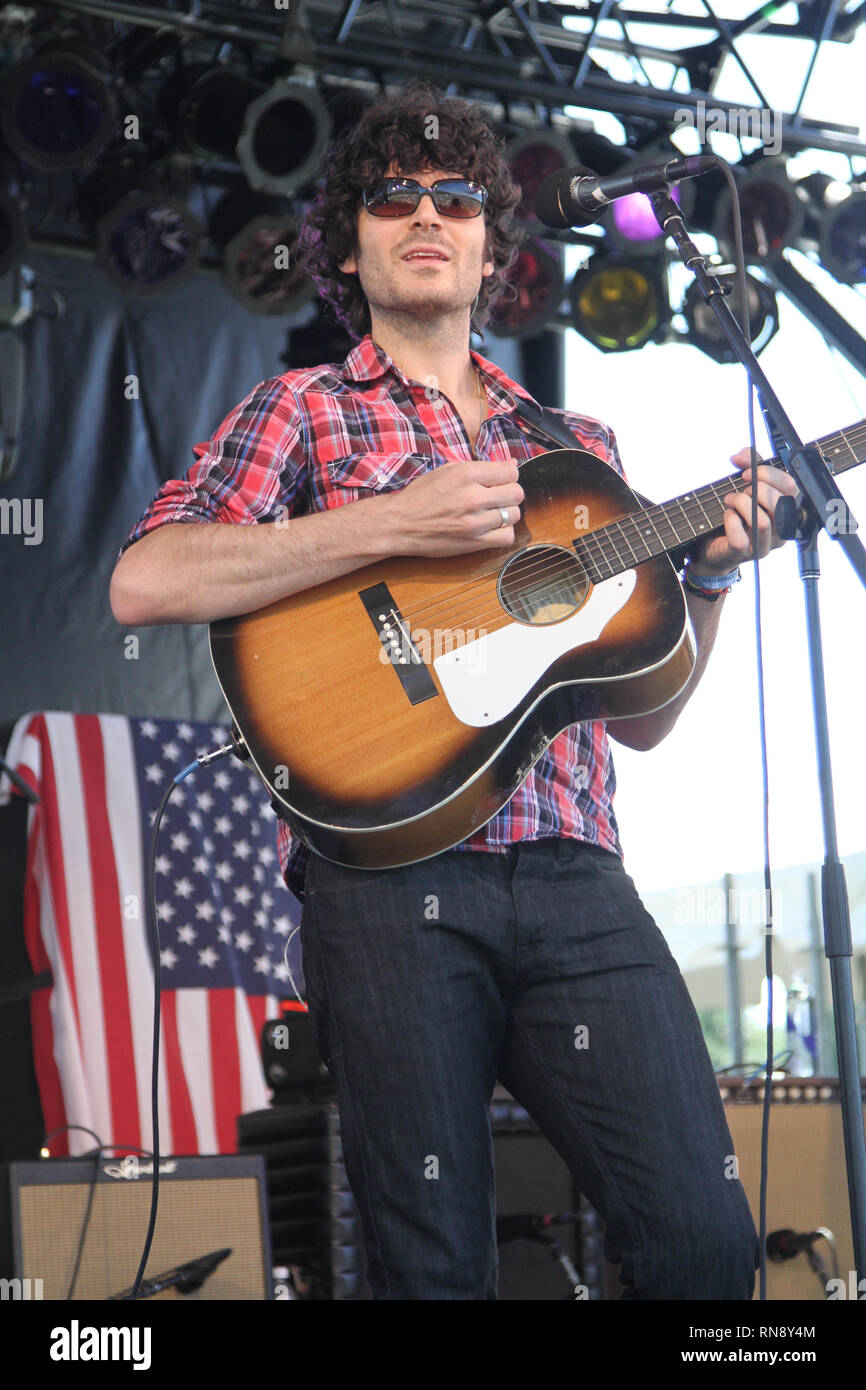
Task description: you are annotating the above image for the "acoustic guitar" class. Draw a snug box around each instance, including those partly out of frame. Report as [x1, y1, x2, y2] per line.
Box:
[209, 421, 866, 870]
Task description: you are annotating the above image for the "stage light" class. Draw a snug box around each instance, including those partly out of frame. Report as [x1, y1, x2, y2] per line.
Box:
[209, 188, 315, 315]
[78, 161, 201, 294]
[1, 46, 117, 171]
[569, 254, 666, 353]
[795, 174, 866, 285]
[236, 80, 332, 196]
[489, 238, 564, 339]
[506, 129, 577, 232]
[820, 191, 866, 284]
[682, 269, 779, 363]
[714, 160, 804, 263]
[175, 65, 265, 160]
[605, 147, 696, 256]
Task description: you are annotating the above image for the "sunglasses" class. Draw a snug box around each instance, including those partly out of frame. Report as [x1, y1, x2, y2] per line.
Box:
[362, 177, 488, 220]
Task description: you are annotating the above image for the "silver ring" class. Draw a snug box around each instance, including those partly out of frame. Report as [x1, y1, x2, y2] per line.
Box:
[498, 507, 510, 528]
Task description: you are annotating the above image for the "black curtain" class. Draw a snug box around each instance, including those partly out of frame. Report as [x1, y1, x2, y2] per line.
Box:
[0, 254, 544, 728]
[0, 251, 301, 726]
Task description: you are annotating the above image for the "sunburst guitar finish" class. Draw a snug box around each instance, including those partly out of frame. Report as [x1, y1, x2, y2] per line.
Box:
[210, 447, 693, 868]
[208, 422, 866, 869]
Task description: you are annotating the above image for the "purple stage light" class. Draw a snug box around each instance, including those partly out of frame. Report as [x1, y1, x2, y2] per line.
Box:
[611, 185, 681, 245]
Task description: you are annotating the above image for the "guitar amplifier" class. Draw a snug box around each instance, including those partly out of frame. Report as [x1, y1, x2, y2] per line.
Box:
[0, 1154, 273, 1300]
[588, 1075, 866, 1300]
[721, 1075, 866, 1301]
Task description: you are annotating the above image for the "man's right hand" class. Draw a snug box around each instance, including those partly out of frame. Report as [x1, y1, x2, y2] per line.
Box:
[383, 457, 525, 557]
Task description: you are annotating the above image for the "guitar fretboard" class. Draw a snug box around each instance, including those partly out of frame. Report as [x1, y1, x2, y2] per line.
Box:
[574, 420, 866, 584]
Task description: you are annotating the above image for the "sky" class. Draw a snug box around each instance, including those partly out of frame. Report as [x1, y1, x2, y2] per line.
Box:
[557, 16, 866, 893]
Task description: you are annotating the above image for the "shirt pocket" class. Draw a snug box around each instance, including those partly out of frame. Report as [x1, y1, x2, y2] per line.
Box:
[322, 451, 433, 506]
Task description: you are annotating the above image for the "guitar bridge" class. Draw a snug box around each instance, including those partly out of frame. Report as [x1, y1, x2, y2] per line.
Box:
[358, 581, 438, 706]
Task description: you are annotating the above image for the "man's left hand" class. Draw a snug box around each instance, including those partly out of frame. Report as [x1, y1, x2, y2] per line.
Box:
[689, 447, 800, 577]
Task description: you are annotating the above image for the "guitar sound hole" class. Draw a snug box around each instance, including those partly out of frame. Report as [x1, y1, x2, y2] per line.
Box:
[497, 545, 590, 626]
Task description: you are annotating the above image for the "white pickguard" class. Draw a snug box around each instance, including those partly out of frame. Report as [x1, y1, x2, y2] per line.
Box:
[433, 570, 636, 726]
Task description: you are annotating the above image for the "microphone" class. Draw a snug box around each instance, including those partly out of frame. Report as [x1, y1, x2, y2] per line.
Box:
[766, 1228, 822, 1261]
[534, 155, 720, 229]
[107, 1248, 232, 1300]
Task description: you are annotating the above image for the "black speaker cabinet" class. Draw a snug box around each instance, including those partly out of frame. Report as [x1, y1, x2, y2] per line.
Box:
[491, 1089, 608, 1300]
[237, 1103, 370, 1300]
[0, 1154, 273, 1300]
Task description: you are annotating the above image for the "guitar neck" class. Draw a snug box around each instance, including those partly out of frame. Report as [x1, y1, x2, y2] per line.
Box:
[576, 419, 866, 581]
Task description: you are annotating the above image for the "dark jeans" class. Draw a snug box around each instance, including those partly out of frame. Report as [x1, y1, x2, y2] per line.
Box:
[300, 837, 759, 1300]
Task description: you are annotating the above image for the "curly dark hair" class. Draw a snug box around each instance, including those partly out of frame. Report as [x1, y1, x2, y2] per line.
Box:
[298, 81, 526, 340]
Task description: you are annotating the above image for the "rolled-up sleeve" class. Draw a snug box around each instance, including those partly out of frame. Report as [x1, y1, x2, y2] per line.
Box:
[605, 424, 627, 482]
[118, 376, 306, 557]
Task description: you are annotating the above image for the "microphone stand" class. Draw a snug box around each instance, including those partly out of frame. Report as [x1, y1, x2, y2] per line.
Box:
[648, 183, 866, 1285]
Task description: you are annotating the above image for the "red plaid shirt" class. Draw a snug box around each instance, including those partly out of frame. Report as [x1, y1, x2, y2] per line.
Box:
[121, 333, 626, 897]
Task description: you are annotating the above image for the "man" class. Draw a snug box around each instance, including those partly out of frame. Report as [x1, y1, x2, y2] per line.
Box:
[111, 81, 798, 1300]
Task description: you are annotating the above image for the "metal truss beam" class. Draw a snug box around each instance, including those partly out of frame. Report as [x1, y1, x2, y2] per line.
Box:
[767, 256, 866, 378]
[13, 0, 866, 157]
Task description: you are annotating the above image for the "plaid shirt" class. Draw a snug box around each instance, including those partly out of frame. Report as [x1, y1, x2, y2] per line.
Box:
[121, 333, 626, 898]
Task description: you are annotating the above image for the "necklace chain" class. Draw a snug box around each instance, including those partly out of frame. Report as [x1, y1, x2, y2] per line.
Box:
[475, 365, 486, 425]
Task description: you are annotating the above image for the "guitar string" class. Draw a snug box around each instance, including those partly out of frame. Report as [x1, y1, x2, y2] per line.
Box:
[389, 419, 866, 627]
[245, 426, 866, 651]
[387, 478, 742, 627]
[375, 457, 829, 653]
[380, 476, 767, 634]
[381, 425, 866, 634]
[242, 426, 866, 644]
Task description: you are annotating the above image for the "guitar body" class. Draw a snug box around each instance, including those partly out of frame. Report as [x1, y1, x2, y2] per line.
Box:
[210, 447, 695, 869]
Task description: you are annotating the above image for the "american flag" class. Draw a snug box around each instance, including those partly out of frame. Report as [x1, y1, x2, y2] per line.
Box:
[0, 711, 303, 1157]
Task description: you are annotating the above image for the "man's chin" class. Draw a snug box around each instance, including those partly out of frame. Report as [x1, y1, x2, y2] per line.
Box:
[377, 293, 471, 322]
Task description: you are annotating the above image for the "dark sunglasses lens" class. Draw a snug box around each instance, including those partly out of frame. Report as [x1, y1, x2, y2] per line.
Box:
[365, 182, 420, 217]
[365, 179, 485, 217]
[433, 182, 485, 217]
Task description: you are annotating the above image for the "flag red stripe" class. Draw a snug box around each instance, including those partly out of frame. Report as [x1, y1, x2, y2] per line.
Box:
[247, 993, 270, 1039]
[209, 991, 241, 1153]
[75, 715, 142, 1147]
[23, 860, 69, 1153]
[23, 715, 82, 1042]
[159, 991, 197, 1153]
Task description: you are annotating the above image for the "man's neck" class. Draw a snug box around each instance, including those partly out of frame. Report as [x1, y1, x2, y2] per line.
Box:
[369, 309, 478, 405]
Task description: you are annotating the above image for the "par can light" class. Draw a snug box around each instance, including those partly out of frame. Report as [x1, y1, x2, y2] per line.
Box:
[569, 254, 666, 352]
[237, 81, 333, 197]
[682, 270, 779, 363]
[606, 147, 696, 256]
[175, 65, 266, 160]
[820, 191, 866, 285]
[79, 159, 201, 294]
[714, 160, 804, 264]
[209, 188, 315, 315]
[489, 238, 564, 339]
[97, 191, 201, 295]
[506, 129, 578, 234]
[1, 46, 117, 172]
